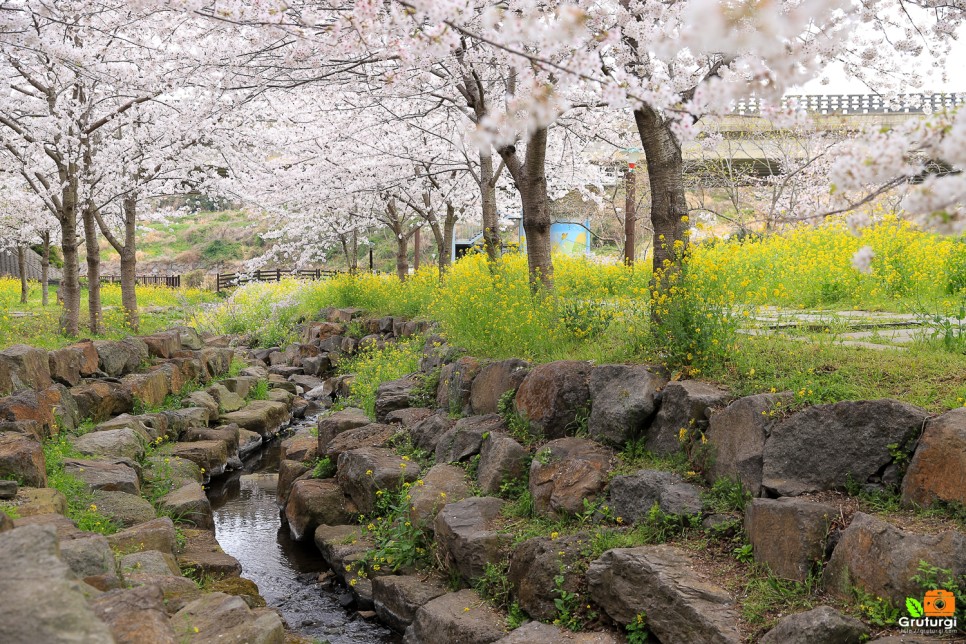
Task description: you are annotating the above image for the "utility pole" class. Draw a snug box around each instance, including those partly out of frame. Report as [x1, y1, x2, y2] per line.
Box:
[624, 161, 636, 266]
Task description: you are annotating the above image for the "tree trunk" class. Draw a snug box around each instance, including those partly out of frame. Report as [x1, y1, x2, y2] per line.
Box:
[395, 234, 409, 282]
[41, 232, 50, 307]
[59, 213, 80, 336]
[413, 227, 421, 272]
[120, 196, 139, 331]
[82, 204, 101, 335]
[499, 127, 553, 289]
[480, 151, 502, 263]
[624, 165, 637, 266]
[350, 228, 358, 272]
[441, 203, 457, 275]
[634, 107, 688, 277]
[17, 246, 27, 304]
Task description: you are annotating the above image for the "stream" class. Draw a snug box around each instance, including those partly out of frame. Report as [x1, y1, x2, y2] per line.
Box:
[206, 417, 396, 643]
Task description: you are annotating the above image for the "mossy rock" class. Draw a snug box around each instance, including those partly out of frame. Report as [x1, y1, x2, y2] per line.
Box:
[208, 576, 267, 608]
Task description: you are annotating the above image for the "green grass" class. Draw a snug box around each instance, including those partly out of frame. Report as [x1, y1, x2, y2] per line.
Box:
[336, 337, 424, 419]
[43, 434, 121, 535]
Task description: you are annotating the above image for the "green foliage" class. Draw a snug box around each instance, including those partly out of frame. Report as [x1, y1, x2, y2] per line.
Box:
[247, 379, 270, 401]
[357, 473, 432, 574]
[474, 561, 513, 610]
[742, 569, 819, 626]
[43, 435, 121, 535]
[732, 543, 754, 564]
[703, 477, 752, 513]
[409, 368, 440, 409]
[911, 560, 966, 630]
[201, 239, 242, 263]
[0, 503, 21, 520]
[497, 389, 538, 445]
[506, 602, 527, 630]
[551, 571, 594, 632]
[852, 587, 900, 627]
[337, 337, 423, 419]
[311, 457, 336, 479]
[625, 613, 650, 644]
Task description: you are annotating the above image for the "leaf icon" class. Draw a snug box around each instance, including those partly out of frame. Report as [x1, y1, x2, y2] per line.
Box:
[906, 597, 924, 618]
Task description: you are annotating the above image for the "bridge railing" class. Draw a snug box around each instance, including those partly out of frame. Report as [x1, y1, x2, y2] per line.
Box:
[102, 274, 181, 288]
[733, 93, 963, 116]
[215, 268, 351, 292]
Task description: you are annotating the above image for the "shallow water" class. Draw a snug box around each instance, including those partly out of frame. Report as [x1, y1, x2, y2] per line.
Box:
[208, 421, 395, 643]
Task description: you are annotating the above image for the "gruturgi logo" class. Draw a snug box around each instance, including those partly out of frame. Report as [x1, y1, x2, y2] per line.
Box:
[900, 590, 957, 634]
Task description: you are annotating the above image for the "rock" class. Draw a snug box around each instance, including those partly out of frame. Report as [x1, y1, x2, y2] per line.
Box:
[434, 496, 507, 582]
[325, 422, 397, 460]
[140, 331, 182, 359]
[12, 512, 80, 537]
[494, 622, 622, 643]
[609, 469, 704, 522]
[373, 574, 448, 633]
[647, 380, 730, 455]
[182, 425, 241, 469]
[435, 414, 504, 465]
[90, 583, 177, 644]
[13, 487, 67, 516]
[64, 458, 140, 495]
[470, 359, 531, 415]
[222, 376, 257, 398]
[163, 407, 211, 434]
[530, 438, 614, 517]
[122, 370, 170, 409]
[0, 419, 43, 440]
[0, 478, 17, 499]
[0, 511, 11, 532]
[281, 428, 318, 462]
[94, 338, 146, 376]
[337, 447, 420, 514]
[207, 383, 246, 413]
[0, 383, 79, 434]
[277, 459, 311, 509]
[267, 387, 295, 407]
[901, 408, 966, 509]
[745, 497, 838, 581]
[237, 429, 262, 459]
[167, 440, 228, 478]
[0, 524, 115, 643]
[437, 357, 482, 415]
[178, 528, 243, 579]
[477, 432, 528, 495]
[0, 344, 52, 395]
[208, 576, 267, 609]
[70, 380, 134, 422]
[220, 400, 290, 438]
[824, 512, 966, 605]
[508, 533, 587, 621]
[200, 347, 234, 380]
[411, 412, 456, 453]
[125, 573, 201, 614]
[704, 393, 791, 496]
[404, 589, 506, 644]
[515, 361, 592, 440]
[48, 346, 84, 386]
[172, 326, 204, 351]
[588, 545, 741, 644]
[588, 364, 666, 447]
[0, 432, 46, 486]
[385, 407, 431, 428]
[161, 482, 214, 530]
[108, 517, 177, 556]
[289, 374, 324, 391]
[284, 478, 353, 540]
[409, 464, 472, 527]
[182, 390, 220, 417]
[762, 400, 929, 496]
[60, 534, 116, 580]
[96, 414, 156, 440]
[72, 427, 146, 461]
[375, 376, 419, 422]
[313, 524, 370, 583]
[144, 455, 202, 489]
[92, 490, 157, 527]
[759, 606, 869, 644]
[172, 592, 285, 643]
[120, 550, 180, 577]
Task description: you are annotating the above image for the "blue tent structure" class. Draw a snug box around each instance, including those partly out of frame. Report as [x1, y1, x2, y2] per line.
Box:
[453, 215, 592, 259]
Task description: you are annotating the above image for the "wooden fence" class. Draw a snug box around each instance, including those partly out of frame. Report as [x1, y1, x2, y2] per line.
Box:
[101, 274, 181, 288]
[215, 268, 346, 292]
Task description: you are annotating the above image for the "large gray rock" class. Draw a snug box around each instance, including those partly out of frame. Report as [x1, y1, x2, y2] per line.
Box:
[182, 425, 241, 469]
[70, 380, 134, 422]
[92, 490, 157, 528]
[762, 400, 928, 496]
[107, 517, 178, 556]
[494, 622, 622, 643]
[744, 497, 838, 581]
[0, 432, 46, 487]
[403, 589, 507, 644]
[1, 383, 79, 432]
[437, 357, 482, 416]
[324, 422, 396, 460]
[64, 458, 140, 495]
[94, 338, 146, 377]
[705, 392, 791, 496]
[71, 428, 146, 461]
[172, 592, 285, 643]
[824, 512, 966, 606]
[0, 344, 52, 395]
[588, 364, 666, 447]
[646, 380, 730, 455]
[529, 438, 614, 517]
[317, 407, 371, 454]
[284, 478, 353, 540]
[160, 482, 214, 531]
[120, 550, 180, 577]
[901, 408, 966, 509]
[60, 534, 117, 580]
[90, 583, 178, 644]
[508, 533, 587, 621]
[337, 447, 420, 514]
[182, 390, 219, 418]
[608, 469, 703, 522]
[587, 545, 741, 644]
[167, 440, 229, 478]
[470, 359, 530, 415]
[220, 400, 290, 438]
[759, 606, 869, 644]
[411, 412, 456, 453]
[374, 376, 418, 422]
[434, 496, 507, 583]
[178, 528, 243, 579]
[514, 361, 592, 439]
[48, 346, 84, 387]
[0, 524, 115, 643]
[408, 463, 471, 527]
[435, 414, 505, 464]
[373, 574, 448, 634]
[477, 432, 528, 495]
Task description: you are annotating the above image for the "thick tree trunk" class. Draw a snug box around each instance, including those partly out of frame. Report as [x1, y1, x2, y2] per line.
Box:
[624, 165, 637, 266]
[82, 205, 102, 335]
[17, 246, 27, 304]
[441, 203, 457, 275]
[41, 232, 50, 307]
[350, 229, 358, 272]
[499, 128, 553, 289]
[480, 152, 502, 263]
[634, 107, 688, 277]
[59, 214, 81, 336]
[120, 196, 139, 331]
[413, 227, 421, 272]
[395, 234, 409, 282]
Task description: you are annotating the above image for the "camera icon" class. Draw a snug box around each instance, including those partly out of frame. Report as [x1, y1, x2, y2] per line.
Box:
[924, 589, 956, 617]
